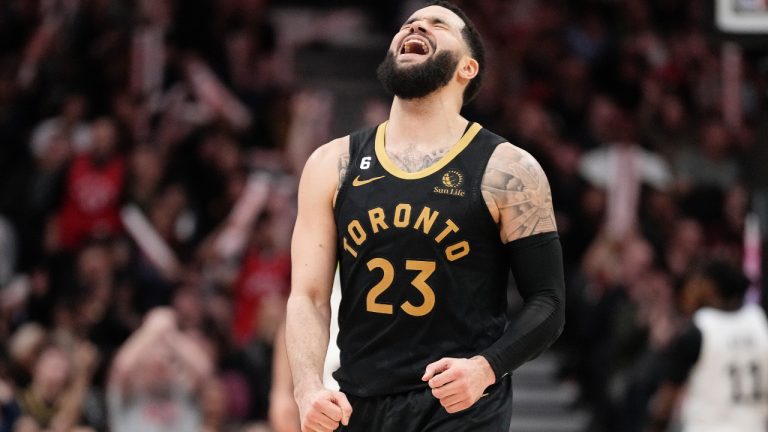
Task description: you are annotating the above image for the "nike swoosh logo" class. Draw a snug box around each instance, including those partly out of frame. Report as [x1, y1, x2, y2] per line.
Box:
[352, 175, 386, 186]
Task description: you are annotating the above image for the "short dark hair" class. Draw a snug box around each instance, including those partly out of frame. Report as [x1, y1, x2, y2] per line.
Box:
[428, 1, 485, 105]
[696, 260, 750, 301]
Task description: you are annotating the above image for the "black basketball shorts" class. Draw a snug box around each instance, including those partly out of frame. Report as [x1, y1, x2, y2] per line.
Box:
[338, 375, 513, 432]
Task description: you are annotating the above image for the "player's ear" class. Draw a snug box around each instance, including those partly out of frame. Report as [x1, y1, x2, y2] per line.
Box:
[457, 57, 479, 82]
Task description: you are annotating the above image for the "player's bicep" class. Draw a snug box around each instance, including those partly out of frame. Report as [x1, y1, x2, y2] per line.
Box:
[481, 144, 557, 243]
[290, 142, 344, 306]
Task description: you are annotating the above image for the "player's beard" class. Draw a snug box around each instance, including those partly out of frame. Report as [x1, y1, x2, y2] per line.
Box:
[376, 50, 458, 100]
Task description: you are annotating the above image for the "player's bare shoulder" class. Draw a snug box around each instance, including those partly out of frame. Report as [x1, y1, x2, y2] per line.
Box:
[300, 136, 350, 200]
[481, 142, 557, 243]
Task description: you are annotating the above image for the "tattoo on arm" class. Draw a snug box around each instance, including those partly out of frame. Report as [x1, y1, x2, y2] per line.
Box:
[482, 147, 557, 242]
[387, 146, 451, 173]
[338, 153, 349, 190]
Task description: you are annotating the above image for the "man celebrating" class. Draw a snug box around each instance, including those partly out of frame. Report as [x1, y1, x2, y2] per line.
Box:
[286, 2, 565, 431]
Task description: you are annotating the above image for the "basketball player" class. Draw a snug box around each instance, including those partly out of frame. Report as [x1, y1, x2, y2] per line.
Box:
[646, 261, 768, 432]
[286, 2, 565, 431]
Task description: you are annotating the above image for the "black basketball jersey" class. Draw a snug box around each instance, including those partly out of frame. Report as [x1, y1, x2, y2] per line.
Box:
[333, 121, 510, 397]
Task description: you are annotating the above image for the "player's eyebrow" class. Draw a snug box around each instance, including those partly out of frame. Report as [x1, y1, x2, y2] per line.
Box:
[402, 16, 450, 27]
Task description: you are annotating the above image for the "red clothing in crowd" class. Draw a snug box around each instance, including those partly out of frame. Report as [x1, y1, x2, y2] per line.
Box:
[232, 249, 290, 346]
[56, 155, 125, 250]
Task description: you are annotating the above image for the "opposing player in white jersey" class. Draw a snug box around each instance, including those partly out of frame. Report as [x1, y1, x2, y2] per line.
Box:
[647, 261, 768, 432]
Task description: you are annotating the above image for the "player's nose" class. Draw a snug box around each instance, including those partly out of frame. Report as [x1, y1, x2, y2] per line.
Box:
[406, 20, 429, 35]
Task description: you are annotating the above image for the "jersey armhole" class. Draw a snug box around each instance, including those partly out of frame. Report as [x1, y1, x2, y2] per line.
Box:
[333, 126, 377, 214]
[473, 134, 509, 236]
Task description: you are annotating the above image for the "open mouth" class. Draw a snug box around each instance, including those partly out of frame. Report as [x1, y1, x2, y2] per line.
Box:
[400, 37, 430, 56]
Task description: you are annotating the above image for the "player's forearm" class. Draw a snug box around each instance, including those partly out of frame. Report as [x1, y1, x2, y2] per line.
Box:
[286, 293, 332, 395]
[480, 294, 564, 379]
[479, 232, 565, 379]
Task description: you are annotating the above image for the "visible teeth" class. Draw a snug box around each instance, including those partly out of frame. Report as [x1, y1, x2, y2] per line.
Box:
[402, 38, 428, 55]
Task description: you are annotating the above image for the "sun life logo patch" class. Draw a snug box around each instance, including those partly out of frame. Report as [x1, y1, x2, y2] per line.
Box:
[441, 170, 463, 188]
[434, 170, 466, 197]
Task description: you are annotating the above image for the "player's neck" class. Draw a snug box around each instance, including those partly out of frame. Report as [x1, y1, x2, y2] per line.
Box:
[387, 92, 466, 150]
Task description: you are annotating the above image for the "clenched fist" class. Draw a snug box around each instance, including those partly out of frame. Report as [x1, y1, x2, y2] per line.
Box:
[296, 387, 353, 432]
[422, 356, 496, 413]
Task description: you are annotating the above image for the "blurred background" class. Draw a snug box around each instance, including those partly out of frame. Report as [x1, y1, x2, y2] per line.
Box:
[0, 0, 766, 431]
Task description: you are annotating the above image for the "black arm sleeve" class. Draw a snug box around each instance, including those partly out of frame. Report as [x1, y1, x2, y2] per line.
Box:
[665, 324, 702, 385]
[479, 232, 566, 380]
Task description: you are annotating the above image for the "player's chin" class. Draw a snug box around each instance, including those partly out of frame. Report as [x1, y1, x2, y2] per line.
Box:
[396, 52, 432, 65]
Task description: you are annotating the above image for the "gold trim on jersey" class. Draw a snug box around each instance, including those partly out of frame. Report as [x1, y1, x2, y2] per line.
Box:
[374, 121, 482, 179]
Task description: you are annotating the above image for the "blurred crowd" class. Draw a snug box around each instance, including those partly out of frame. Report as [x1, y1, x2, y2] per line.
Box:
[0, 0, 304, 430]
[0, 0, 765, 431]
[454, 0, 767, 430]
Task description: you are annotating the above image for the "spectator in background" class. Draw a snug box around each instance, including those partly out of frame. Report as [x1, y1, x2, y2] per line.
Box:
[664, 218, 705, 280]
[646, 261, 768, 432]
[28, 132, 72, 215]
[50, 117, 125, 252]
[127, 145, 164, 212]
[30, 94, 90, 159]
[0, 374, 21, 432]
[6, 324, 46, 389]
[17, 342, 98, 431]
[640, 93, 695, 160]
[231, 211, 290, 347]
[579, 98, 673, 192]
[579, 99, 672, 241]
[200, 376, 238, 432]
[70, 239, 135, 361]
[578, 234, 681, 431]
[108, 308, 212, 432]
[674, 116, 741, 194]
[222, 0, 284, 150]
